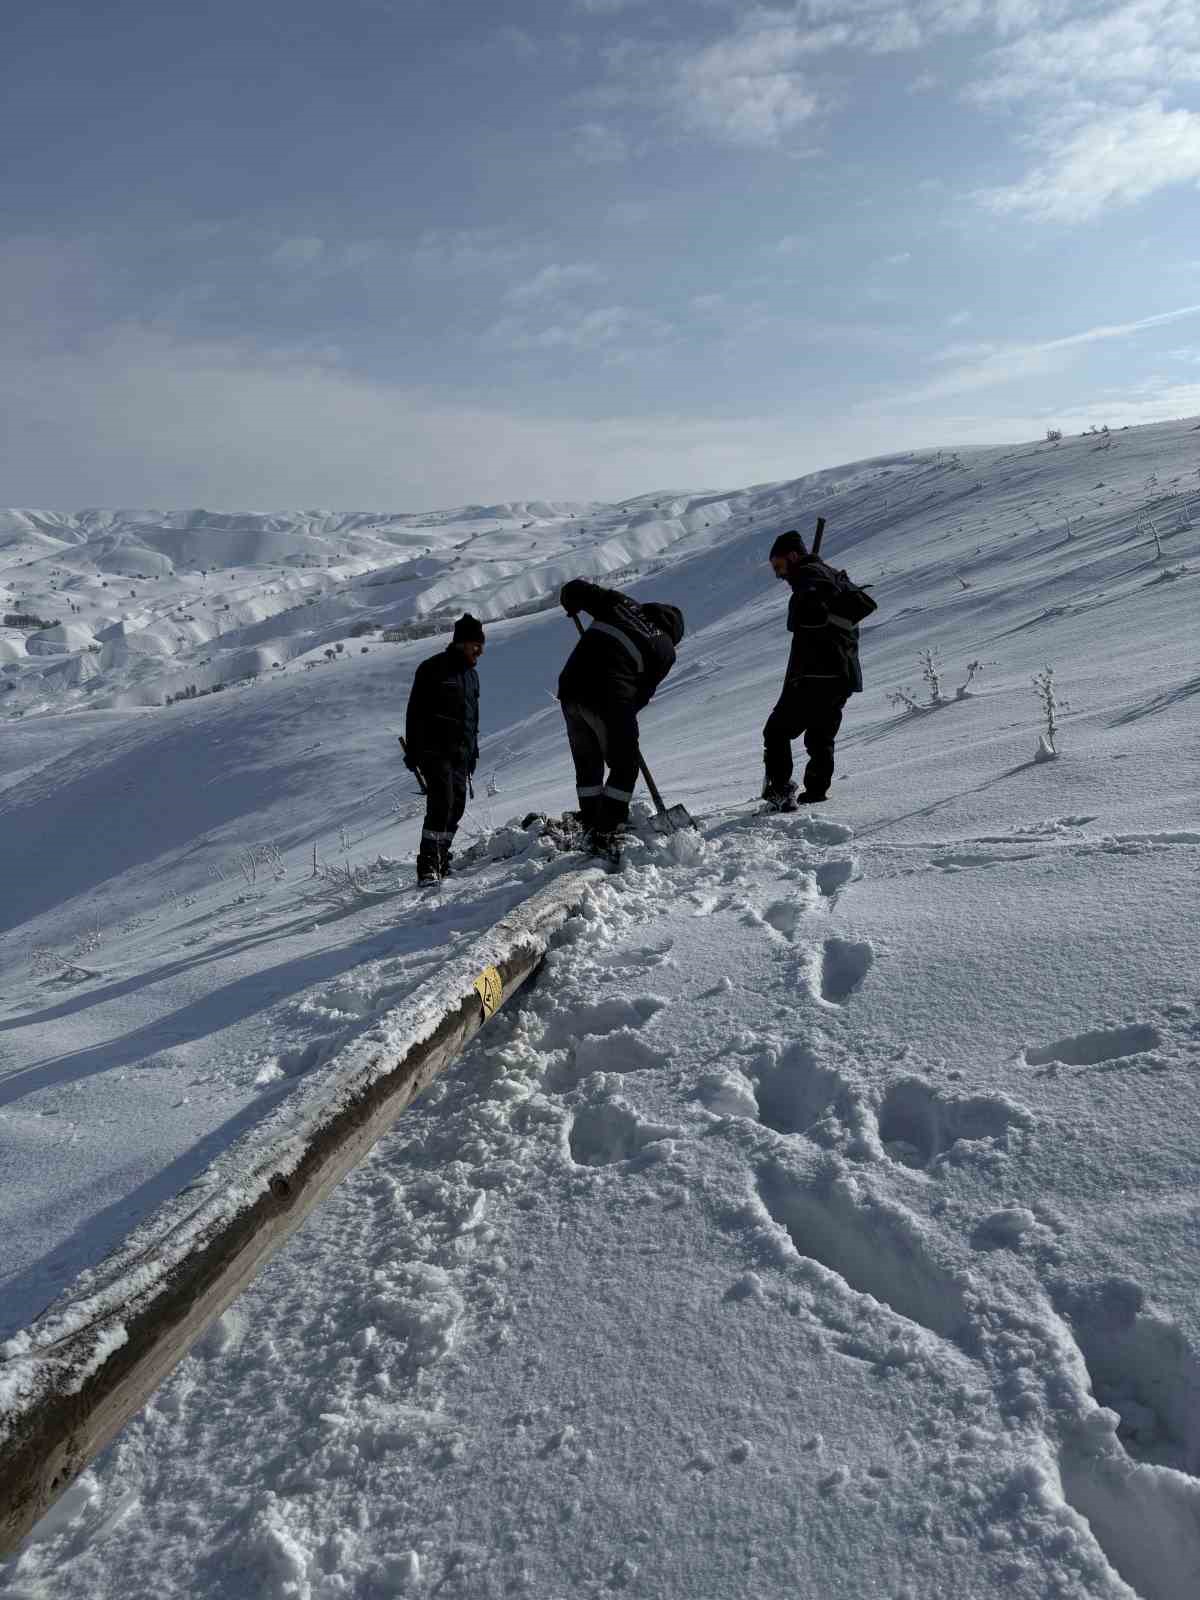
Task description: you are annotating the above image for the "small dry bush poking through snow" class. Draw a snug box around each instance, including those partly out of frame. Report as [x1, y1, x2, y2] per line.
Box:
[1032, 665, 1069, 761]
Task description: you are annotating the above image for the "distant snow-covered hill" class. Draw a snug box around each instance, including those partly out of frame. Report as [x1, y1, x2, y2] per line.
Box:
[0, 490, 747, 709]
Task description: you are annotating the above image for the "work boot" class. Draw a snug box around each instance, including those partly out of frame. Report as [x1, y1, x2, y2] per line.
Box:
[794, 792, 827, 805]
[438, 845, 454, 876]
[585, 828, 621, 866]
[416, 845, 442, 885]
[761, 780, 798, 813]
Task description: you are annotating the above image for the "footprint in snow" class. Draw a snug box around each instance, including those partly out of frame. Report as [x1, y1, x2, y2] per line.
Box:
[931, 850, 1038, 871]
[756, 1166, 1200, 1592]
[546, 1027, 666, 1092]
[607, 940, 674, 970]
[818, 938, 874, 1004]
[756, 1161, 970, 1345]
[537, 994, 666, 1052]
[694, 1069, 760, 1119]
[1051, 1276, 1200, 1476]
[761, 898, 812, 941]
[757, 857, 859, 932]
[753, 1044, 854, 1142]
[274, 1033, 343, 1079]
[566, 1100, 674, 1168]
[815, 857, 857, 899]
[976, 815, 1098, 841]
[876, 1077, 1033, 1170]
[1024, 1022, 1163, 1069]
[790, 816, 855, 848]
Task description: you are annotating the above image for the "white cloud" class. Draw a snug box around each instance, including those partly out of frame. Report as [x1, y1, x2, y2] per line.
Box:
[484, 304, 672, 354]
[659, 2, 1196, 223]
[980, 100, 1200, 221]
[600, 2, 1111, 156]
[1046, 302, 1200, 350]
[883, 376, 1200, 443]
[882, 251, 913, 265]
[987, 0, 1056, 36]
[407, 227, 531, 276]
[862, 9, 923, 50]
[271, 236, 325, 269]
[682, 294, 913, 352]
[671, 21, 823, 148]
[969, 0, 1200, 102]
[8, 306, 1198, 511]
[958, 2, 1200, 222]
[0, 319, 888, 506]
[572, 121, 630, 163]
[606, 201, 652, 226]
[505, 263, 608, 305]
[496, 24, 540, 59]
[888, 301, 1200, 402]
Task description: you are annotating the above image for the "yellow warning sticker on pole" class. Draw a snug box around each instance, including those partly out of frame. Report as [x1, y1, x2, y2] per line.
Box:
[473, 965, 503, 1018]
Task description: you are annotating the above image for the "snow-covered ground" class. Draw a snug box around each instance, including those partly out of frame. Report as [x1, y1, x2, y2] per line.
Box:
[2, 420, 1199, 1598]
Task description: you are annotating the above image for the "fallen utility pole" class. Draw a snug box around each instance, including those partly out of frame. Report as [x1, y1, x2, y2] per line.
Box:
[0, 867, 600, 1555]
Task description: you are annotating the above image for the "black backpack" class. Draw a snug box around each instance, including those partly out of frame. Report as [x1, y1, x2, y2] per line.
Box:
[826, 566, 877, 624]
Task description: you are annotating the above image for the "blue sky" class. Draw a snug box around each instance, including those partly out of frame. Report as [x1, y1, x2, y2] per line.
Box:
[4, 0, 1200, 509]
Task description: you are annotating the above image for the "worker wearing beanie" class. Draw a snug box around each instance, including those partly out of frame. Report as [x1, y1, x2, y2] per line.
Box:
[403, 613, 485, 883]
[557, 578, 684, 858]
[762, 529, 872, 809]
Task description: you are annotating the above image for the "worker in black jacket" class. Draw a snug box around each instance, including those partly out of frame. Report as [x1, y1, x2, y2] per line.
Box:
[404, 613, 484, 883]
[762, 529, 867, 809]
[558, 578, 684, 850]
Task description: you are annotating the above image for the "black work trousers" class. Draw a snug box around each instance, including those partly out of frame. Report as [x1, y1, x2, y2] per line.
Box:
[763, 682, 847, 798]
[561, 700, 640, 831]
[417, 755, 468, 874]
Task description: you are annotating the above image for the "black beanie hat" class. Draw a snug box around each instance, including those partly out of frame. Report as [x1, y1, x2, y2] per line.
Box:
[453, 612, 485, 644]
[644, 602, 685, 645]
[769, 529, 807, 559]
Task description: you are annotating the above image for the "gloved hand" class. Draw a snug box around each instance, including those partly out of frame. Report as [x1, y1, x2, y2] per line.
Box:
[559, 579, 583, 617]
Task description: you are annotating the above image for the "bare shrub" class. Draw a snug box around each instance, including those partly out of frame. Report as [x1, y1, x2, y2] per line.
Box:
[1032, 666, 1069, 760]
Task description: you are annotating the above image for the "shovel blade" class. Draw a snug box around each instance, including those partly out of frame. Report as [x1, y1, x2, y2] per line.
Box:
[650, 803, 696, 834]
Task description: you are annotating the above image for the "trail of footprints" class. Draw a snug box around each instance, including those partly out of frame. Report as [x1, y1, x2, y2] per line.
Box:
[746, 826, 876, 1007]
[562, 1002, 1200, 1599]
[542, 821, 1200, 1600]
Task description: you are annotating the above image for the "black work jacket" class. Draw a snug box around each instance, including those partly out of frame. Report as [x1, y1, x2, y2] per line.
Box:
[557, 580, 675, 712]
[784, 557, 863, 696]
[405, 646, 480, 770]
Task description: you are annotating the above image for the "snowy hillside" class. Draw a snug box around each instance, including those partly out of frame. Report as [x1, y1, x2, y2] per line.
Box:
[0, 494, 722, 711]
[2, 420, 1199, 1599]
